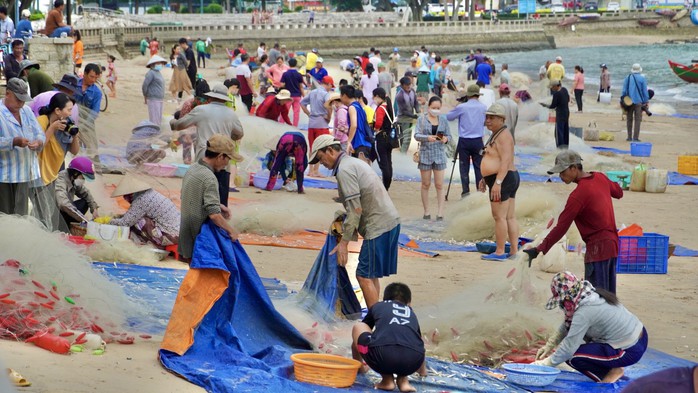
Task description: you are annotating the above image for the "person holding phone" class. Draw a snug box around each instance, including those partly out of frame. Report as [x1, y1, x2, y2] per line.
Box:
[414, 96, 451, 221]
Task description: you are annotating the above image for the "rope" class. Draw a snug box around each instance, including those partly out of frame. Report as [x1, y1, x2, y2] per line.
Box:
[672, 63, 698, 78]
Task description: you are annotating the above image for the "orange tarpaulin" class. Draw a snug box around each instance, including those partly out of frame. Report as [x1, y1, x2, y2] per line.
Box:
[160, 268, 230, 355]
[104, 184, 430, 258]
[240, 230, 429, 258]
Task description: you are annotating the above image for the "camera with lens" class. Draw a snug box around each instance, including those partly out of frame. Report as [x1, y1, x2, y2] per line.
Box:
[65, 118, 79, 136]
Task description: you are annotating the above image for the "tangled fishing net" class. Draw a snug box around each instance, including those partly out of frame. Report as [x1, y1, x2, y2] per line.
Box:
[0, 214, 155, 354]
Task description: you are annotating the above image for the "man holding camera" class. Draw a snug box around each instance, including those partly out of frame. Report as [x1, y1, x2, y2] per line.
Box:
[446, 84, 486, 199]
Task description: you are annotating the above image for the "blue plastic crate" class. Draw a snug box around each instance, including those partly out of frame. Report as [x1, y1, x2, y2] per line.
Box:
[617, 233, 669, 274]
[630, 142, 652, 157]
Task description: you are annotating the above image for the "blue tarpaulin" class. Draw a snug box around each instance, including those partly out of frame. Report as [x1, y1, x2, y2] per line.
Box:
[668, 171, 698, 185]
[673, 245, 698, 257]
[158, 221, 318, 392]
[96, 252, 695, 391]
[592, 146, 632, 155]
[297, 234, 362, 320]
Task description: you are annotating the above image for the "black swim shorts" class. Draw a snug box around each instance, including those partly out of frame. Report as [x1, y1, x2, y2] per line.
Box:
[484, 170, 520, 202]
[357, 332, 424, 377]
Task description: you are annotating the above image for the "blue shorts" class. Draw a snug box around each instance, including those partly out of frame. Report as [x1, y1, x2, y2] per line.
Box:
[357, 224, 400, 279]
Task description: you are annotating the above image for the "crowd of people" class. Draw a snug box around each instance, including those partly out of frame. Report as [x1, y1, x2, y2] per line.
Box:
[538, 57, 652, 145]
[0, 19, 674, 388]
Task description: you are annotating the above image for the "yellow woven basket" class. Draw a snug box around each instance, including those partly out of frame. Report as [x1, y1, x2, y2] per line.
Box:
[290, 353, 362, 388]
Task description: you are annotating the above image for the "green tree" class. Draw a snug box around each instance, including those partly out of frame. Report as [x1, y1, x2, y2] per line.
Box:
[6, 0, 36, 21]
[330, 0, 362, 11]
[408, 0, 424, 21]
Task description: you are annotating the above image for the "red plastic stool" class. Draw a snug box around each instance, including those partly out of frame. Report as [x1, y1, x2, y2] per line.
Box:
[165, 244, 179, 261]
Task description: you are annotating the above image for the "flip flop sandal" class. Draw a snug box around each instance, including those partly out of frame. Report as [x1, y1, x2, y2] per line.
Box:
[7, 368, 31, 387]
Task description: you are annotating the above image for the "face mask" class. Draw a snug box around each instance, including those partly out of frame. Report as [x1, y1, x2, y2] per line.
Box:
[429, 109, 441, 116]
[74, 178, 85, 187]
[153, 65, 163, 71]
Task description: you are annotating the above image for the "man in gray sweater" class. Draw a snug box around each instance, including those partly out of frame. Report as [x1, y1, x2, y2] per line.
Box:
[170, 84, 243, 206]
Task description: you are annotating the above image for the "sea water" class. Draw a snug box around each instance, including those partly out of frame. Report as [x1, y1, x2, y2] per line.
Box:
[464, 43, 698, 114]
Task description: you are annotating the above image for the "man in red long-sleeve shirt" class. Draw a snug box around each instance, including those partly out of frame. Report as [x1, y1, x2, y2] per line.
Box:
[524, 150, 623, 293]
[255, 88, 292, 125]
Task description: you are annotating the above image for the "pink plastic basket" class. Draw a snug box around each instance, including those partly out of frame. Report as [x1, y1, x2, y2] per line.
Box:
[142, 163, 177, 177]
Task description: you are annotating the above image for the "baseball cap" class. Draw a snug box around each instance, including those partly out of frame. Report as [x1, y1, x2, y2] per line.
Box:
[309, 134, 341, 165]
[393, 47, 399, 52]
[466, 84, 481, 97]
[555, 56, 563, 61]
[547, 150, 583, 174]
[316, 57, 323, 63]
[600, 63, 607, 68]
[311, 48, 318, 53]
[321, 75, 335, 87]
[498, 83, 510, 94]
[7, 78, 32, 102]
[206, 134, 235, 158]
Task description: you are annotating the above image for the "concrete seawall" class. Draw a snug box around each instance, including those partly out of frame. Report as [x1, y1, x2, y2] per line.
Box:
[79, 13, 697, 59]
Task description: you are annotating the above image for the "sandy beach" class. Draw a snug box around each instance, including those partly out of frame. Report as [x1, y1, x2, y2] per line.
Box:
[1, 40, 697, 393]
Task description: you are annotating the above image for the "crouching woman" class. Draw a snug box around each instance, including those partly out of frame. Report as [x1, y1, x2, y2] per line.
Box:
[533, 271, 647, 383]
[109, 175, 180, 248]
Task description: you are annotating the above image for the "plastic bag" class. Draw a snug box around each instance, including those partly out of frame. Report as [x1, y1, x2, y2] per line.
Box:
[583, 121, 599, 141]
[630, 163, 646, 192]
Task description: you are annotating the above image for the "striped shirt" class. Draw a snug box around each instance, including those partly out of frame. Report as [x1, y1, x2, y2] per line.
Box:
[179, 160, 222, 259]
[0, 103, 45, 183]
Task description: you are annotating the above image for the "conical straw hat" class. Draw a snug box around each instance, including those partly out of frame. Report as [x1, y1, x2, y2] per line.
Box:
[111, 175, 152, 197]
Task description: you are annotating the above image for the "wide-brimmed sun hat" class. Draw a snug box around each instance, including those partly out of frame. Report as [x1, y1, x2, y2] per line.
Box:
[275, 89, 292, 101]
[205, 84, 233, 102]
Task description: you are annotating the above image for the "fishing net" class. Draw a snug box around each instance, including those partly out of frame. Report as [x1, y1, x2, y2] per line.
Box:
[0, 214, 156, 354]
[418, 254, 561, 367]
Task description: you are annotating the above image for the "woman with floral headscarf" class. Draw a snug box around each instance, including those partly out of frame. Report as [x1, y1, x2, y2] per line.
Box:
[532, 272, 647, 383]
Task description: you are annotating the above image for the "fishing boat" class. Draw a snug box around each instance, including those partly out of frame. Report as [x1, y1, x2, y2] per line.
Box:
[671, 8, 688, 22]
[655, 8, 677, 17]
[668, 60, 698, 83]
[578, 13, 601, 20]
[638, 19, 660, 26]
[558, 16, 579, 26]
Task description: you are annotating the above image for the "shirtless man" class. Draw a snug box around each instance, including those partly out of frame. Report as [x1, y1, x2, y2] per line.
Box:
[478, 103, 519, 261]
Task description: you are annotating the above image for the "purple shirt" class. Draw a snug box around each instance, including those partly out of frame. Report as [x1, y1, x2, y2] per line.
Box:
[280, 69, 304, 97]
[29, 90, 79, 124]
[446, 99, 486, 139]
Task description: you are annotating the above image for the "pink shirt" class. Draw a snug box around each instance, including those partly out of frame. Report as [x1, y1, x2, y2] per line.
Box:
[265, 63, 290, 87]
[574, 72, 585, 90]
[333, 104, 349, 144]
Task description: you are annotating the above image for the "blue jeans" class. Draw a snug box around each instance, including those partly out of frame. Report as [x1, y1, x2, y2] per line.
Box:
[457, 137, 484, 196]
[48, 26, 72, 38]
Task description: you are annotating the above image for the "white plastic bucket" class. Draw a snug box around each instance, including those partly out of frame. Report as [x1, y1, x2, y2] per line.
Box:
[599, 92, 612, 104]
[645, 169, 668, 193]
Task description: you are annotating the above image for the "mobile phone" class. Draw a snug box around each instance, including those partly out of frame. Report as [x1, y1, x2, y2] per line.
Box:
[436, 131, 444, 140]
